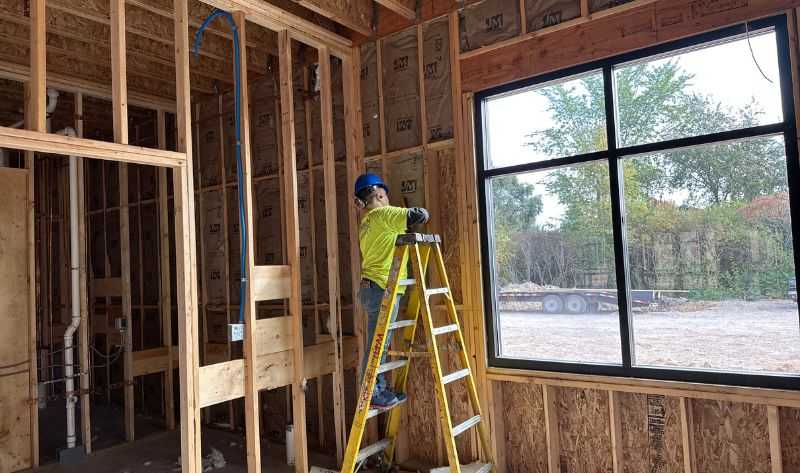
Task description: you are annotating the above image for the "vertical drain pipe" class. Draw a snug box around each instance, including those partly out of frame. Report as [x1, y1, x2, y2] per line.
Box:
[60, 126, 80, 449]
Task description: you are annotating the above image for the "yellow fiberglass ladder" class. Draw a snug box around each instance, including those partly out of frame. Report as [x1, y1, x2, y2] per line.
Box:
[340, 233, 493, 473]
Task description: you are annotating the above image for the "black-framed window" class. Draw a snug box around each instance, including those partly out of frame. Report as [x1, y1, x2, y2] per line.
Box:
[475, 15, 800, 389]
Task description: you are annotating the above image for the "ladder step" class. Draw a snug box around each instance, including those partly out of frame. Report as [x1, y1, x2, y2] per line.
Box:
[388, 319, 416, 330]
[452, 415, 481, 438]
[356, 438, 391, 463]
[377, 359, 409, 375]
[432, 324, 458, 336]
[441, 368, 470, 385]
[399, 278, 416, 286]
[425, 287, 450, 297]
[367, 396, 407, 419]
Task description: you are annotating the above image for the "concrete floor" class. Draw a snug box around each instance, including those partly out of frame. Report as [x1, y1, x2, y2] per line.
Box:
[31, 427, 338, 473]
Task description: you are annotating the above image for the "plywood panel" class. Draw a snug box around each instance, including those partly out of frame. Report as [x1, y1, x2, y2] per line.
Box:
[618, 392, 684, 473]
[0, 167, 31, 472]
[501, 381, 547, 473]
[692, 399, 770, 473]
[557, 386, 613, 473]
[779, 407, 800, 472]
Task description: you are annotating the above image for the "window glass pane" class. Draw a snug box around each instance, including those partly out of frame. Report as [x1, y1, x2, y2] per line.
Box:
[484, 71, 607, 170]
[623, 136, 800, 374]
[489, 162, 621, 364]
[614, 30, 783, 148]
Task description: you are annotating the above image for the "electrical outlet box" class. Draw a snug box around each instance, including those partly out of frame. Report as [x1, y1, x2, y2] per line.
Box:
[228, 323, 244, 342]
[114, 318, 127, 331]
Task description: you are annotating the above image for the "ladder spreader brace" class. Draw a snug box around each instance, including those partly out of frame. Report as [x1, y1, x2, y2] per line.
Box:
[338, 233, 494, 473]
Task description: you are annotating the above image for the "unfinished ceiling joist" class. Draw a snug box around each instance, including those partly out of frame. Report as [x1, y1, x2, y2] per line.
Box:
[376, 0, 415, 20]
[196, 0, 352, 58]
[294, 0, 373, 37]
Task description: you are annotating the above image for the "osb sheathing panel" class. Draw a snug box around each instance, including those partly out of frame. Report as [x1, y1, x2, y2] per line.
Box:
[501, 382, 548, 473]
[0, 168, 32, 473]
[557, 386, 613, 473]
[779, 407, 800, 471]
[431, 148, 463, 304]
[618, 393, 683, 473]
[691, 399, 770, 473]
[406, 321, 440, 463]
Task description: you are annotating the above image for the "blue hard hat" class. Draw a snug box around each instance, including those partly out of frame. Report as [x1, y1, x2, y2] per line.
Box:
[354, 173, 388, 198]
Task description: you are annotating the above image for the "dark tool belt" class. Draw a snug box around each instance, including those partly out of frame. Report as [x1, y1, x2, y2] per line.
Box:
[360, 278, 381, 289]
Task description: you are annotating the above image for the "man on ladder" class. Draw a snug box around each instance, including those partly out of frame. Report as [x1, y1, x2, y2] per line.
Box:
[353, 173, 429, 408]
[338, 173, 493, 473]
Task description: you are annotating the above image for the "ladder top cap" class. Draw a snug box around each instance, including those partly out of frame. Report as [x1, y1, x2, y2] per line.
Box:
[396, 233, 441, 245]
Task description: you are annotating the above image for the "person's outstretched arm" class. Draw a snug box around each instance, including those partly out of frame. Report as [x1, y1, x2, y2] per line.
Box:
[407, 207, 429, 226]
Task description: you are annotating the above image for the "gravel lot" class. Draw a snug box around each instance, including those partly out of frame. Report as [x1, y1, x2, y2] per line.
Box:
[498, 299, 800, 373]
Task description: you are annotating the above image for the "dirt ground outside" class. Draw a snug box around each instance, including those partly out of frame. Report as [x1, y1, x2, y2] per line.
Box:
[498, 299, 800, 373]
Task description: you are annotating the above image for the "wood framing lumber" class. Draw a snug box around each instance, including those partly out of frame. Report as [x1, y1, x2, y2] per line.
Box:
[543, 385, 560, 473]
[198, 336, 359, 407]
[196, 0, 351, 58]
[111, 0, 129, 145]
[254, 317, 293, 356]
[29, 0, 45, 133]
[232, 11, 262, 473]
[278, 29, 309, 472]
[768, 406, 783, 473]
[0, 127, 186, 167]
[90, 277, 123, 297]
[75, 92, 93, 454]
[174, 0, 202, 469]
[485, 369, 800, 408]
[460, 0, 800, 92]
[252, 265, 292, 301]
[319, 46, 346, 462]
[341, 51, 366, 387]
[157, 109, 176, 431]
[609, 391, 623, 473]
[489, 382, 507, 473]
[120, 163, 135, 442]
[24, 83, 40, 470]
[294, 0, 372, 36]
[679, 397, 696, 473]
[132, 346, 180, 377]
[376, 0, 416, 20]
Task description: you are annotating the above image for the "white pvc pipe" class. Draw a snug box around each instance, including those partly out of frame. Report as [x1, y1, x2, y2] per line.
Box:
[58, 126, 80, 449]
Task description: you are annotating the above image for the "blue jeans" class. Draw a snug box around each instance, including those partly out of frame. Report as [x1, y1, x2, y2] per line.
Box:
[359, 282, 400, 397]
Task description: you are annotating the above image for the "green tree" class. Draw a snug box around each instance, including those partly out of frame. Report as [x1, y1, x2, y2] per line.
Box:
[491, 175, 543, 285]
[513, 59, 791, 296]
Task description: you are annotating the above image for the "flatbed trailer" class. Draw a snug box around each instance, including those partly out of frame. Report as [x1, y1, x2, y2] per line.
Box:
[498, 289, 687, 314]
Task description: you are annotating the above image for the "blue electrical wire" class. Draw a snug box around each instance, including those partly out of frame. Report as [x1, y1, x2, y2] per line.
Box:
[194, 9, 247, 325]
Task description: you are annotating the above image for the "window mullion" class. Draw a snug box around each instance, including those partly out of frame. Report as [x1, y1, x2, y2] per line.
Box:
[603, 65, 635, 368]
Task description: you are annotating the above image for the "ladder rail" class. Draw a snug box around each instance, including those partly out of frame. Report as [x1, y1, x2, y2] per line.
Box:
[340, 234, 494, 473]
[340, 245, 409, 473]
[411, 243, 463, 473]
[383, 243, 431, 463]
[432, 243, 494, 464]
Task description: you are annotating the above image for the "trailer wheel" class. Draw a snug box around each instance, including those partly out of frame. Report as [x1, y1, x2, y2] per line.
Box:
[542, 295, 564, 314]
[565, 295, 588, 314]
